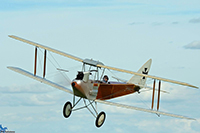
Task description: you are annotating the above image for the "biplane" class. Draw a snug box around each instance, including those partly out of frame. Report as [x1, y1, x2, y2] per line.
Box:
[7, 35, 198, 128]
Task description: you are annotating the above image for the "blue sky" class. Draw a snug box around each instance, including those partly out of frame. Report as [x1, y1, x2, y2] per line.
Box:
[1, 0, 200, 132]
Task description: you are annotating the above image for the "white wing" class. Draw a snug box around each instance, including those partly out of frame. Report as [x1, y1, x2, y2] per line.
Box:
[7, 66, 73, 94]
[95, 99, 195, 120]
[8, 35, 83, 62]
[7, 67, 195, 120]
[97, 64, 198, 89]
[9, 35, 198, 89]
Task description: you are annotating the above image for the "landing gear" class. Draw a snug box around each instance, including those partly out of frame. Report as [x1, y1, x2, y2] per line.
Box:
[63, 96, 106, 128]
[95, 111, 106, 128]
[63, 101, 72, 118]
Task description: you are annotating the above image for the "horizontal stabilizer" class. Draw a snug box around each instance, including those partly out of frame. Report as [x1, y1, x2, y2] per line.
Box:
[95, 99, 195, 120]
[145, 85, 169, 94]
[7, 66, 73, 94]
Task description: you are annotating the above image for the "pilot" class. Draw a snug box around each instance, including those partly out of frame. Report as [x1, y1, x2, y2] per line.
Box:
[103, 75, 109, 83]
[75, 71, 84, 80]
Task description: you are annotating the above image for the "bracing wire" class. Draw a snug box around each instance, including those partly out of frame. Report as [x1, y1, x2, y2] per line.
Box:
[107, 66, 152, 109]
[134, 93, 151, 109]
[38, 47, 71, 84]
[107, 68, 120, 81]
[48, 51, 71, 84]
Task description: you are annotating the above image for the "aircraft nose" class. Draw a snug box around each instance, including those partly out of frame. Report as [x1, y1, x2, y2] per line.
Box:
[71, 82, 76, 87]
[71, 81, 86, 98]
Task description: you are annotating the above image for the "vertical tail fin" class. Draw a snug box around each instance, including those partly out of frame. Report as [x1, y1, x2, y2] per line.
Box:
[127, 59, 152, 87]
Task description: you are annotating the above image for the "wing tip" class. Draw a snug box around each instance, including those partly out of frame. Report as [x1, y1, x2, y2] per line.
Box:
[7, 66, 14, 70]
[190, 85, 199, 89]
[8, 35, 14, 38]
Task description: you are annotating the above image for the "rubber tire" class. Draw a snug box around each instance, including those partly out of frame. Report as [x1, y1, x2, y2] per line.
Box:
[95, 111, 106, 128]
[63, 101, 72, 118]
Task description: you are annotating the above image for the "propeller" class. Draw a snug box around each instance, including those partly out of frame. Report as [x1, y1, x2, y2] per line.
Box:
[54, 68, 71, 87]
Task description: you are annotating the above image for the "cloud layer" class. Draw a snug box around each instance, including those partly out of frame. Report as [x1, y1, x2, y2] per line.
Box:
[189, 18, 200, 23]
[0, 83, 69, 106]
[184, 41, 200, 49]
[1, 0, 200, 133]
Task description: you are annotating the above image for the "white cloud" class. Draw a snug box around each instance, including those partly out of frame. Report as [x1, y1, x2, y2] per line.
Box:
[172, 21, 179, 24]
[0, 83, 53, 93]
[0, 83, 71, 106]
[0, 93, 57, 106]
[152, 22, 164, 26]
[0, 82, 199, 132]
[189, 18, 200, 23]
[1, 0, 200, 133]
[184, 41, 200, 49]
[134, 118, 200, 133]
[129, 22, 145, 25]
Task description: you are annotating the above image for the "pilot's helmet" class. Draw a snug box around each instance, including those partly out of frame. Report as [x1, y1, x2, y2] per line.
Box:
[103, 75, 109, 80]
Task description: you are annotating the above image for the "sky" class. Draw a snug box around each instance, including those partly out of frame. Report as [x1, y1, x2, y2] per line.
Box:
[0, 0, 200, 132]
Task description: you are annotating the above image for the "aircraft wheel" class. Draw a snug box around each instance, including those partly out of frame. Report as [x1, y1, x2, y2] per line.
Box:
[63, 101, 72, 118]
[95, 111, 106, 128]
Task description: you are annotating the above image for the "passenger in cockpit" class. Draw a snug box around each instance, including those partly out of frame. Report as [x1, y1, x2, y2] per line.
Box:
[103, 75, 109, 83]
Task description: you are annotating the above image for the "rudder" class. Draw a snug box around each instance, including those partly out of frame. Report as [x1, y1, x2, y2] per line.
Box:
[127, 59, 152, 87]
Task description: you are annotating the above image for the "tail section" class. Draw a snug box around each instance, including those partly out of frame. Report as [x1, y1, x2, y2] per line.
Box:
[127, 59, 152, 87]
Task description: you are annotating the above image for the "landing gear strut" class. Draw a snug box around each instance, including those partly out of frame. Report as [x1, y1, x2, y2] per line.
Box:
[62, 96, 106, 128]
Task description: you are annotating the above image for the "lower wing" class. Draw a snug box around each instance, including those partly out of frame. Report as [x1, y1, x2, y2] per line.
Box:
[7, 66, 195, 120]
[95, 99, 195, 120]
[7, 66, 73, 94]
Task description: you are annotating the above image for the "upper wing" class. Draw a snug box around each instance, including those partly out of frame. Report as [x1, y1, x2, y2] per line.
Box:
[9, 35, 198, 89]
[97, 64, 198, 89]
[95, 99, 195, 120]
[7, 66, 73, 94]
[8, 35, 83, 62]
